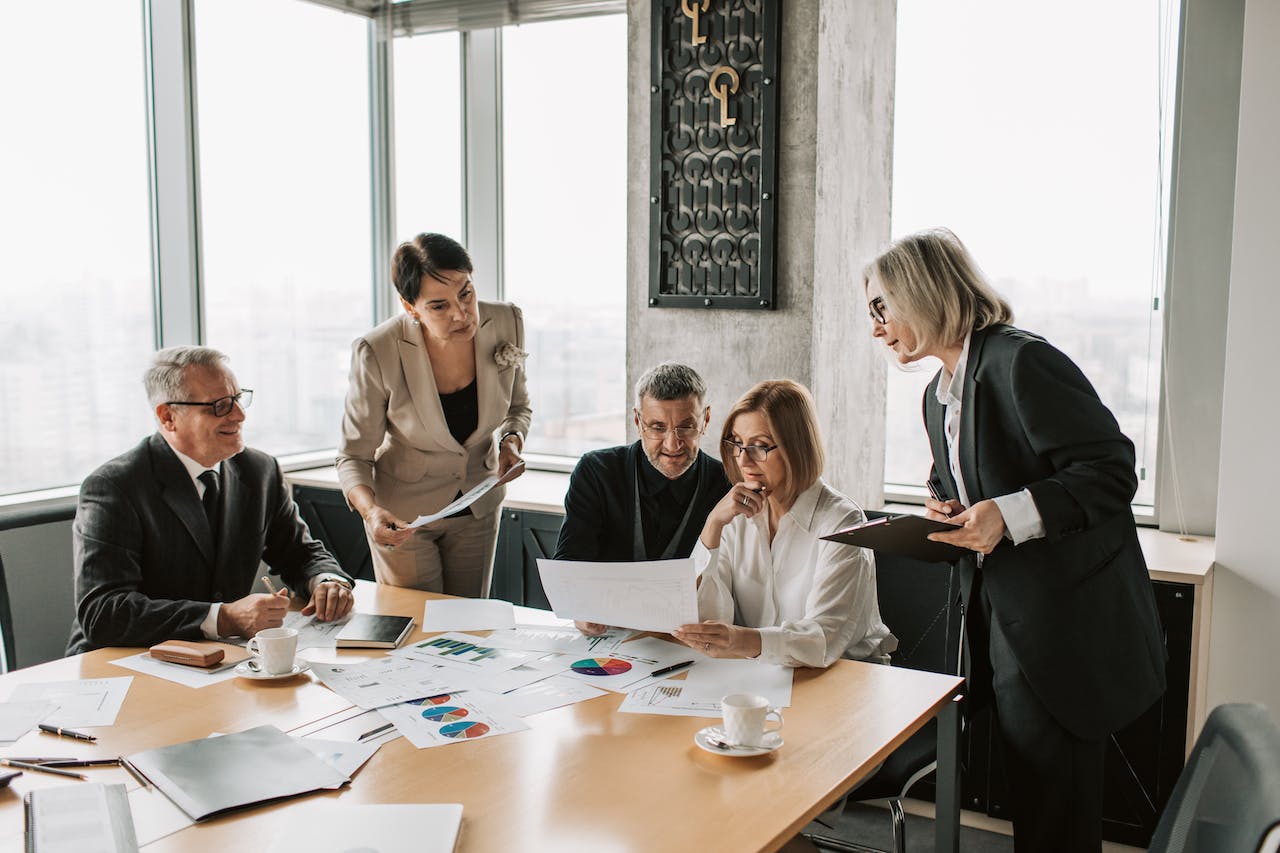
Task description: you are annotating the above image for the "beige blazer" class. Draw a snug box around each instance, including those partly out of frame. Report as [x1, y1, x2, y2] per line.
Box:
[336, 301, 532, 522]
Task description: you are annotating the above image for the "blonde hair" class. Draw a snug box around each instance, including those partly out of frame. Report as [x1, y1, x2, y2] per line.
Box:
[720, 380, 824, 509]
[863, 228, 1014, 358]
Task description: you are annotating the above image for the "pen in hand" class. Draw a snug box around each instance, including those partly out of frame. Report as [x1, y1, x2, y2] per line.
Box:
[261, 575, 290, 597]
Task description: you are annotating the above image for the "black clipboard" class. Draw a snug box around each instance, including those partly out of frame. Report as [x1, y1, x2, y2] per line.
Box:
[821, 514, 968, 563]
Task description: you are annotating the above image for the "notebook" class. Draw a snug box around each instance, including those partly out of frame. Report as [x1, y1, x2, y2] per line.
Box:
[335, 614, 415, 649]
[821, 513, 968, 563]
[25, 782, 139, 853]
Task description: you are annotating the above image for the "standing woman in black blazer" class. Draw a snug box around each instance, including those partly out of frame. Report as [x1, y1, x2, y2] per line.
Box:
[863, 229, 1165, 853]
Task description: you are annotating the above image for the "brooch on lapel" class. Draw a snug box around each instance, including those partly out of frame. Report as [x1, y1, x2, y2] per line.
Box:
[494, 341, 529, 369]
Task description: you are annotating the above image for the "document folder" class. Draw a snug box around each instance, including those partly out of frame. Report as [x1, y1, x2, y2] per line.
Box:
[821, 514, 968, 563]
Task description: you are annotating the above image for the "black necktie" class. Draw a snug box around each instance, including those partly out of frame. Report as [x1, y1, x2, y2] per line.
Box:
[198, 469, 220, 534]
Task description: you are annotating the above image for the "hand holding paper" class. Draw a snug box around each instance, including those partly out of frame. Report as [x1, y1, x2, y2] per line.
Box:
[407, 461, 526, 529]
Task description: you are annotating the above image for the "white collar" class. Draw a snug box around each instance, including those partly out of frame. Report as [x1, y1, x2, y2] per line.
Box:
[168, 443, 222, 486]
[934, 331, 974, 407]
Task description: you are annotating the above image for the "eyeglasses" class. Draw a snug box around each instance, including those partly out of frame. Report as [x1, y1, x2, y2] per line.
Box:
[722, 439, 779, 463]
[868, 296, 888, 325]
[166, 389, 253, 418]
[636, 408, 707, 442]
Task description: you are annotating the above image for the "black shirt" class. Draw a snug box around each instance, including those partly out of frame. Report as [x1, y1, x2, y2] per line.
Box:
[636, 450, 701, 559]
[438, 378, 478, 447]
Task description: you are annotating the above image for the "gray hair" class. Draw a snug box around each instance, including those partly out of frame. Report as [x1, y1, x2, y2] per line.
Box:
[144, 346, 230, 407]
[634, 362, 707, 408]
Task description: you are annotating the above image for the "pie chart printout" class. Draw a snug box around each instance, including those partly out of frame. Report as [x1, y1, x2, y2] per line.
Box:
[571, 657, 633, 677]
[420, 705, 469, 723]
[440, 721, 491, 739]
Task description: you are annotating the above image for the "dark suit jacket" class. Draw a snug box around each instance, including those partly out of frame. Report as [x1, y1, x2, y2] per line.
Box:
[925, 325, 1166, 740]
[67, 434, 350, 655]
[554, 443, 730, 562]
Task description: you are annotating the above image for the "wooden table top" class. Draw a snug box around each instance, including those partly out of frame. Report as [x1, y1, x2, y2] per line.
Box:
[0, 583, 962, 852]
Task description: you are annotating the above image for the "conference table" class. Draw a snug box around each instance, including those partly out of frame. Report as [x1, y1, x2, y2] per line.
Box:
[0, 582, 964, 852]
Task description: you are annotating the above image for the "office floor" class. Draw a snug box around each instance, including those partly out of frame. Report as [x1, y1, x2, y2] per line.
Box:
[805, 800, 1147, 852]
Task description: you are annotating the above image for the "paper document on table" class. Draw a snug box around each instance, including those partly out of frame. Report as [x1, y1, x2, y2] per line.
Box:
[481, 624, 629, 656]
[395, 632, 537, 672]
[478, 676, 607, 717]
[283, 611, 351, 649]
[310, 658, 458, 710]
[270, 804, 463, 853]
[379, 690, 528, 749]
[407, 461, 525, 528]
[0, 700, 55, 743]
[535, 558, 698, 632]
[680, 658, 794, 708]
[617, 681, 722, 717]
[421, 598, 516, 632]
[8, 677, 132, 728]
[110, 652, 243, 688]
[295, 736, 379, 788]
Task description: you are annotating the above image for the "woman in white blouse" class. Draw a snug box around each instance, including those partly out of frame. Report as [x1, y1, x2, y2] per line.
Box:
[672, 380, 895, 668]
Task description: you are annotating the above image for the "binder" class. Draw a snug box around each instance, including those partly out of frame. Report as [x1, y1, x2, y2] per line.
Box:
[24, 782, 139, 853]
[821, 513, 968, 563]
[335, 614, 415, 649]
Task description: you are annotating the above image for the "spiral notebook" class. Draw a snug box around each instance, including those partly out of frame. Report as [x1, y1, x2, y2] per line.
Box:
[24, 783, 139, 853]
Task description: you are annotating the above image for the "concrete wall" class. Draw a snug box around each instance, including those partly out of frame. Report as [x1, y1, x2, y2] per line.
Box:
[626, 0, 892, 507]
[1208, 0, 1280, 715]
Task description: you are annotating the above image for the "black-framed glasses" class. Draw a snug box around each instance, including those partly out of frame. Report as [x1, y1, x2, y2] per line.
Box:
[868, 296, 888, 325]
[722, 439, 779, 463]
[635, 408, 707, 442]
[166, 389, 253, 418]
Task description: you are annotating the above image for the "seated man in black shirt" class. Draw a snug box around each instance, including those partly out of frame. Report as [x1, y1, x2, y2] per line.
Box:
[553, 362, 731, 634]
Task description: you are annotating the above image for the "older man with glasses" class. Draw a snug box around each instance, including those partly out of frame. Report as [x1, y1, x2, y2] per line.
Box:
[66, 346, 354, 655]
[553, 362, 731, 635]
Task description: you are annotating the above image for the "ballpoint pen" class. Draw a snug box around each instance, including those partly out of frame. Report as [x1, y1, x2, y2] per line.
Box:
[39, 758, 124, 768]
[358, 722, 395, 742]
[38, 724, 97, 742]
[650, 660, 695, 678]
[0, 758, 87, 780]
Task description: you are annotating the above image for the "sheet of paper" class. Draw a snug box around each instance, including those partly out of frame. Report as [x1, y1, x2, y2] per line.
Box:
[379, 691, 529, 749]
[679, 658, 794, 708]
[310, 658, 458, 710]
[617, 681, 723, 717]
[270, 804, 463, 853]
[110, 652, 243, 688]
[295, 736, 380, 788]
[407, 462, 525, 528]
[535, 558, 698, 632]
[294, 707, 402, 747]
[0, 700, 55, 743]
[478, 676, 607, 717]
[395, 632, 537, 672]
[435, 654, 567, 694]
[480, 625, 628, 656]
[557, 637, 692, 693]
[8, 676, 132, 728]
[128, 785, 196, 846]
[421, 598, 516, 632]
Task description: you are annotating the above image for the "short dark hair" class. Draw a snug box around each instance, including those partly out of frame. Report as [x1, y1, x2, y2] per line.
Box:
[391, 233, 474, 303]
[634, 363, 707, 408]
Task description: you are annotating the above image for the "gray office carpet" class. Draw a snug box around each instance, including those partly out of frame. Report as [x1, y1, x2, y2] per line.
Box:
[804, 803, 1014, 853]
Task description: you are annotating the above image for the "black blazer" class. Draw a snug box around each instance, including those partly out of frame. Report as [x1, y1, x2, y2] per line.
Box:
[67, 434, 349, 655]
[554, 442, 730, 562]
[925, 325, 1166, 740]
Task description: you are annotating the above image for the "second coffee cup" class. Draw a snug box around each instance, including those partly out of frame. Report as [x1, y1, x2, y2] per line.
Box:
[246, 627, 298, 675]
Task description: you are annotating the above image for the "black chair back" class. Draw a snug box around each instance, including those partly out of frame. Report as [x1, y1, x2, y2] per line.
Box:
[0, 553, 16, 672]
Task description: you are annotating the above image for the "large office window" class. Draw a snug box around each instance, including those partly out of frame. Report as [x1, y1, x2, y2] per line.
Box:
[502, 15, 628, 458]
[195, 0, 373, 457]
[393, 32, 464, 247]
[0, 1, 154, 496]
[888, 1, 1178, 508]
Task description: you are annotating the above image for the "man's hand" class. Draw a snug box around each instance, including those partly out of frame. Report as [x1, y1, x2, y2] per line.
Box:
[672, 620, 763, 659]
[218, 588, 290, 638]
[924, 497, 966, 523]
[927, 498, 1007, 555]
[575, 621, 609, 637]
[303, 581, 355, 622]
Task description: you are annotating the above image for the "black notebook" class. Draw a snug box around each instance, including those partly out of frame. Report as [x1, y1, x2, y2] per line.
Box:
[25, 782, 139, 853]
[821, 513, 968, 563]
[335, 614, 416, 649]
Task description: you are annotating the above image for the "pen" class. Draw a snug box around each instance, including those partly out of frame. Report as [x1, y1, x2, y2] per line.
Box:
[262, 575, 277, 594]
[40, 758, 124, 768]
[119, 756, 151, 790]
[925, 480, 946, 503]
[650, 660, 695, 678]
[38, 724, 97, 742]
[358, 722, 395, 742]
[0, 758, 87, 780]
[0, 756, 75, 763]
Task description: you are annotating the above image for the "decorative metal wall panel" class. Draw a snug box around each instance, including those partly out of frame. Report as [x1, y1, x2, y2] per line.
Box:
[649, 0, 779, 310]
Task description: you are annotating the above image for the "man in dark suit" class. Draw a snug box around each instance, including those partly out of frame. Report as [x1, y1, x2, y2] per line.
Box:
[67, 346, 355, 655]
[865, 228, 1165, 852]
[554, 363, 730, 634]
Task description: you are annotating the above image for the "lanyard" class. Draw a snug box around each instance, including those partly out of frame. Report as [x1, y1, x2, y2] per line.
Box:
[631, 455, 704, 561]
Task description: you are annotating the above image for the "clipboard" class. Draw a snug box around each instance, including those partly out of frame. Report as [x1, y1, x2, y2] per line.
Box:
[821, 514, 968, 563]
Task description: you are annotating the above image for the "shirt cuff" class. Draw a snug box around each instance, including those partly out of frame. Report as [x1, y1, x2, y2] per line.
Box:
[756, 626, 784, 663]
[993, 489, 1046, 545]
[201, 603, 222, 639]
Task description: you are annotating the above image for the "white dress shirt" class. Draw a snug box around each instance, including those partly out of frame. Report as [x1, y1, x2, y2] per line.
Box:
[693, 479, 897, 667]
[169, 446, 226, 640]
[935, 332, 1046, 545]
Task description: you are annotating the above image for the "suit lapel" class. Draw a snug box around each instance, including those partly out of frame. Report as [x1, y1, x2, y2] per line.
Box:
[468, 308, 501, 447]
[924, 372, 959, 500]
[958, 329, 987, 503]
[150, 434, 215, 566]
[396, 315, 464, 453]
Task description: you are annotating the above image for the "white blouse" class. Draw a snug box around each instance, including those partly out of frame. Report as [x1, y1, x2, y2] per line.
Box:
[694, 479, 897, 668]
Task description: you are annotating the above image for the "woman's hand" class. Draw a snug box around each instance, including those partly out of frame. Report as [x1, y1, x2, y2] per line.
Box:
[700, 481, 769, 549]
[498, 434, 525, 479]
[672, 620, 762, 659]
[361, 504, 414, 550]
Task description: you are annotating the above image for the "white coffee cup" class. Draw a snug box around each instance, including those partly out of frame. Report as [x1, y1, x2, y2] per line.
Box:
[721, 692, 784, 748]
[246, 627, 298, 675]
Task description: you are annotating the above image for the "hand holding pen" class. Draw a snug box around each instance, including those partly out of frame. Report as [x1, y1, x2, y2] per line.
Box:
[924, 480, 964, 524]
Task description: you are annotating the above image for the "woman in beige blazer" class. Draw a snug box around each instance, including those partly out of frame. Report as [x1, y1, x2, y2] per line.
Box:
[337, 233, 531, 596]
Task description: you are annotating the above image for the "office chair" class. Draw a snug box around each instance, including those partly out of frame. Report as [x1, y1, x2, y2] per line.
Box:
[1147, 702, 1280, 853]
[0, 552, 17, 672]
[805, 514, 965, 853]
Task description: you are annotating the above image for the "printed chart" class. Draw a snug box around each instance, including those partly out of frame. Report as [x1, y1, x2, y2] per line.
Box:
[380, 692, 528, 749]
[439, 721, 491, 739]
[570, 658, 632, 677]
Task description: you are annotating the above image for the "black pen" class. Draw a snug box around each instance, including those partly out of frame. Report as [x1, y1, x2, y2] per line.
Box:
[358, 722, 395, 742]
[650, 660, 695, 678]
[40, 758, 123, 768]
[0, 758, 87, 780]
[39, 724, 97, 742]
[925, 480, 946, 503]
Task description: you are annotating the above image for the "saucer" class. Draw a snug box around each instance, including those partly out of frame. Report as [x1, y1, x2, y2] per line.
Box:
[234, 660, 311, 681]
[694, 725, 783, 757]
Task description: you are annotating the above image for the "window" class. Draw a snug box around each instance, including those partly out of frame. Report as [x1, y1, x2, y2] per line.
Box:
[195, 0, 373, 457]
[0, 1, 154, 496]
[502, 15, 628, 457]
[393, 32, 464, 247]
[888, 0, 1178, 508]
